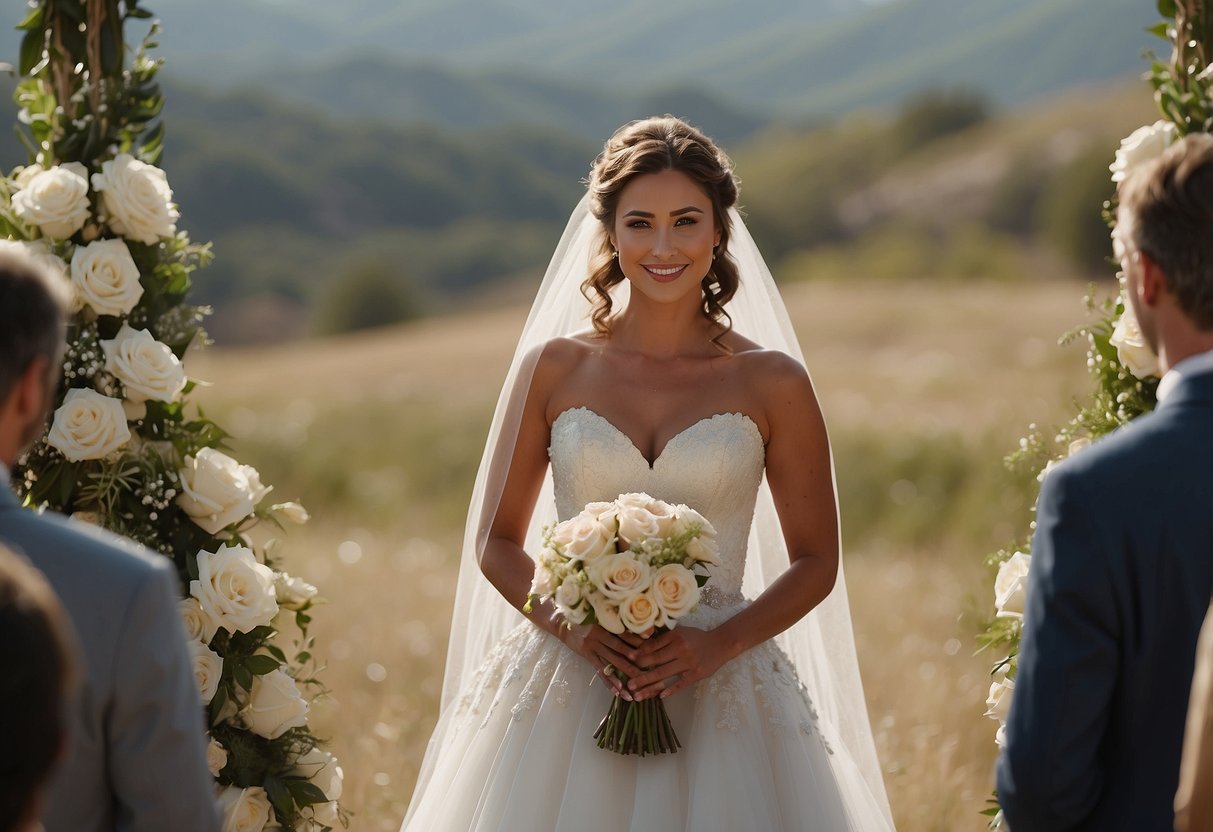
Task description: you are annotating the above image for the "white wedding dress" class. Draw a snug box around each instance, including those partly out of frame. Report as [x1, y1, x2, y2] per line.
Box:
[400, 406, 894, 831]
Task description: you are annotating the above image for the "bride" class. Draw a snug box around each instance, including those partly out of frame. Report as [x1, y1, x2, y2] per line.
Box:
[400, 116, 895, 831]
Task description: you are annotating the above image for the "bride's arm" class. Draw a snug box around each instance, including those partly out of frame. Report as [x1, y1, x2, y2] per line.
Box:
[628, 352, 839, 700]
[478, 339, 644, 694]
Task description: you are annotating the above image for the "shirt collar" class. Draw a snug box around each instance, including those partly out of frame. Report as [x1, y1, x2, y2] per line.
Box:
[1157, 348, 1213, 404]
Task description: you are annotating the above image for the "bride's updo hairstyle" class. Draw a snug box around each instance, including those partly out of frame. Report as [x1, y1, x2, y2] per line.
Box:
[584, 116, 741, 338]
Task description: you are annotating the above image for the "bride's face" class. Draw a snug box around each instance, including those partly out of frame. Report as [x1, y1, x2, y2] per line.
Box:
[612, 169, 720, 307]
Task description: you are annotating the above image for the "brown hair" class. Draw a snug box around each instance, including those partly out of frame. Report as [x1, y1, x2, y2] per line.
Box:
[0, 545, 76, 829]
[583, 116, 741, 340]
[0, 251, 70, 405]
[1118, 131, 1213, 329]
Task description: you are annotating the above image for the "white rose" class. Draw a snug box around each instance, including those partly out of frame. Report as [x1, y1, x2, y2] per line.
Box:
[271, 501, 309, 524]
[651, 563, 701, 624]
[70, 237, 143, 316]
[589, 592, 625, 635]
[217, 785, 273, 832]
[303, 802, 340, 828]
[101, 324, 187, 412]
[588, 552, 651, 602]
[671, 505, 717, 538]
[11, 161, 91, 239]
[190, 640, 223, 704]
[177, 447, 272, 535]
[179, 596, 219, 643]
[685, 535, 721, 567]
[561, 511, 617, 563]
[994, 552, 1032, 619]
[190, 543, 279, 635]
[615, 502, 662, 549]
[274, 571, 318, 611]
[241, 668, 309, 739]
[1110, 120, 1178, 183]
[553, 576, 588, 621]
[294, 747, 344, 802]
[529, 561, 558, 598]
[619, 590, 660, 634]
[995, 722, 1008, 750]
[1109, 303, 1161, 378]
[91, 153, 179, 244]
[47, 388, 131, 461]
[206, 736, 229, 777]
[985, 674, 1015, 724]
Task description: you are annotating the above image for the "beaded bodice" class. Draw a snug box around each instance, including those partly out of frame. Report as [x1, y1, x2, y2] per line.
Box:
[548, 406, 766, 597]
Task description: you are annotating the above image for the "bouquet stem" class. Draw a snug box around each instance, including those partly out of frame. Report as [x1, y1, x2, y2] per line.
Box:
[593, 678, 681, 755]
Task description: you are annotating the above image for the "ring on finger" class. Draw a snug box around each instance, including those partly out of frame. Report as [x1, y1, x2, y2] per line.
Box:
[602, 663, 616, 678]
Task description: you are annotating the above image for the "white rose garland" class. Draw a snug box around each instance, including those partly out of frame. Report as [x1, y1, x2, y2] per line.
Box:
[241, 668, 310, 740]
[101, 324, 187, 413]
[177, 448, 271, 535]
[70, 237, 144, 317]
[190, 543, 279, 635]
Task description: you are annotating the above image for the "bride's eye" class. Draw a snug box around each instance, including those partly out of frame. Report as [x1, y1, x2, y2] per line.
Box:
[675, 217, 697, 226]
[626, 220, 651, 229]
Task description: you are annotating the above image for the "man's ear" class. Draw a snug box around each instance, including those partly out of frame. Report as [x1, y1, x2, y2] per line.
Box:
[13, 356, 51, 422]
[1139, 251, 1168, 306]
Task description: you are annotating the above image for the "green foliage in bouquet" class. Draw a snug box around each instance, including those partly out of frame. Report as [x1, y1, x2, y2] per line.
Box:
[2, 2, 343, 828]
[976, 1, 1212, 826]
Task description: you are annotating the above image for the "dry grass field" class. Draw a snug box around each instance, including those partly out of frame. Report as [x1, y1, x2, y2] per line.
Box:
[191, 278, 1095, 831]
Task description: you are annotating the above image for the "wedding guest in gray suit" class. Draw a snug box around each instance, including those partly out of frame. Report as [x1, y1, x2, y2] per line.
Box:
[0, 543, 76, 832]
[998, 132, 1213, 830]
[0, 252, 220, 832]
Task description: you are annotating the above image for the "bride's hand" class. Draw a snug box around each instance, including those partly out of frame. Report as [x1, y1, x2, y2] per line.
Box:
[626, 626, 729, 700]
[557, 619, 646, 700]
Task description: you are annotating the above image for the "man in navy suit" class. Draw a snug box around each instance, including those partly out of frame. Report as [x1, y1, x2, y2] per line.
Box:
[997, 132, 1213, 829]
[0, 252, 220, 831]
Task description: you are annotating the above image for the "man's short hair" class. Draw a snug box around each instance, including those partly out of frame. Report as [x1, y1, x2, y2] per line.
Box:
[0, 250, 71, 404]
[1118, 132, 1213, 329]
[0, 544, 76, 830]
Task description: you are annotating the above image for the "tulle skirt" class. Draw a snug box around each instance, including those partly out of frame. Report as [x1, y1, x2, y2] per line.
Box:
[400, 601, 893, 832]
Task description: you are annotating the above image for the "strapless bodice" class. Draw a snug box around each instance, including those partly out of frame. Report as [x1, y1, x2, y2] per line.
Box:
[548, 407, 765, 597]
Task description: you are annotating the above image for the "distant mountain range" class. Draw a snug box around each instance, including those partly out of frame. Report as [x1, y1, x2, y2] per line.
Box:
[41, 0, 1157, 122]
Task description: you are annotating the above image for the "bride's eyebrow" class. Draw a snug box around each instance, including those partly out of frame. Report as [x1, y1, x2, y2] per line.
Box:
[621, 206, 705, 218]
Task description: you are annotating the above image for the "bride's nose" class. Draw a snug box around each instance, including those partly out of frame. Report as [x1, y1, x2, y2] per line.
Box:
[651, 228, 677, 258]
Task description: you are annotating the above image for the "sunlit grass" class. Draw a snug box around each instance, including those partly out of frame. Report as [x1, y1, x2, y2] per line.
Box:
[191, 278, 1093, 831]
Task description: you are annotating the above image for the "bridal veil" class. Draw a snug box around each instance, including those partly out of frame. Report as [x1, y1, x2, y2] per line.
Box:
[433, 194, 894, 824]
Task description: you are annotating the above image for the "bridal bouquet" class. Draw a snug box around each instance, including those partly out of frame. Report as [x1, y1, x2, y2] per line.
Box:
[527, 492, 720, 755]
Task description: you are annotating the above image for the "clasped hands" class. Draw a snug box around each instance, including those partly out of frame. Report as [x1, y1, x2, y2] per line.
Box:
[560, 618, 729, 702]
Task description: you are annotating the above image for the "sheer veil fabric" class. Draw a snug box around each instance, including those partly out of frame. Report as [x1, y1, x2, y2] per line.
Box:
[429, 194, 893, 824]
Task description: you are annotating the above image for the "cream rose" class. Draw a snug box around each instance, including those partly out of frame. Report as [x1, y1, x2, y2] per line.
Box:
[1110, 120, 1178, 183]
[560, 511, 616, 563]
[190, 543, 279, 635]
[179, 596, 219, 643]
[217, 785, 273, 832]
[529, 560, 558, 598]
[619, 590, 660, 634]
[272, 501, 310, 524]
[652, 563, 701, 624]
[274, 571, 318, 611]
[1109, 303, 1161, 378]
[589, 593, 625, 635]
[47, 388, 131, 461]
[190, 640, 223, 704]
[11, 162, 91, 239]
[994, 552, 1031, 619]
[589, 552, 651, 602]
[985, 674, 1015, 724]
[70, 237, 143, 316]
[206, 736, 229, 777]
[241, 668, 309, 739]
[686, 535, 721, 567]
[553, 576, 587, 618]
[101, 324, 187, 412]
[615, 503, 662, 549]
[91, 153, 179, 244]
[177, 447, 272, 535]
[294, 747, 344, 802]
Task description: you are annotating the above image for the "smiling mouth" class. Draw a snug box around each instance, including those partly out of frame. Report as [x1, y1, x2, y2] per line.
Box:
[643, 264, 687, 282]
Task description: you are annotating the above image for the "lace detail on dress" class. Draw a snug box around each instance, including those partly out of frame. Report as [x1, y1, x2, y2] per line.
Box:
[549, 407, 765, 596]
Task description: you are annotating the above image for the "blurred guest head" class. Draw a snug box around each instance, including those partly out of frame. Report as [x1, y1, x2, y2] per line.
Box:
[1117, 132, 1213, 358]
[0, 544, 77, 831]
[0, 251, 71, 464]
